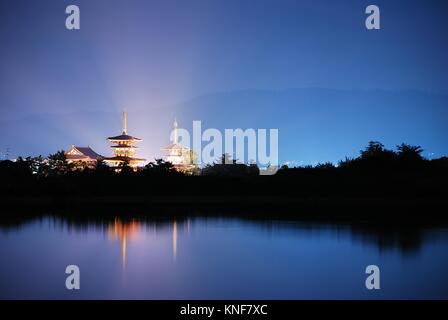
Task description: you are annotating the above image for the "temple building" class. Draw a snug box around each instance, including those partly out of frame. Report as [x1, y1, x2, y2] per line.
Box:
[163, 118, 198, 175]
[65, 145, 103, 167]
[104, 111, 145, 169]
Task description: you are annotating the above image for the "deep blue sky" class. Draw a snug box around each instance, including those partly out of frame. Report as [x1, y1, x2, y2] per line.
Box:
[0, 0, 447, 164]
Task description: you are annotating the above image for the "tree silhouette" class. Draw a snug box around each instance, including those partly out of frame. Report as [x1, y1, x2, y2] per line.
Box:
[47, 150, 72, 176]
[396, 143, 424, 169]
[119, 160, 134, 175]
[25, 156, 46, 176]
[71, 160, 89, 172]
[0, 158, 32, 180]
[340, 141, 398, 170]
[397, 143, 424, 161]
[202, 154, 258, 176]
[315, 162, 335, 169]
[360, 141, 394, 159]
[219, 153, 233, 165]
[143, 159, 179, 176]
[92, 159, 113, 175]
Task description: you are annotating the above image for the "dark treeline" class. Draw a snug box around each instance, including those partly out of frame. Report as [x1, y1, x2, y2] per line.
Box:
[1, 141, 448, 221]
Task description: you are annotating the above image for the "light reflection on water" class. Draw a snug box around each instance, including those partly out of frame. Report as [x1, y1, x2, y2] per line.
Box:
[1, 215, 448, 299]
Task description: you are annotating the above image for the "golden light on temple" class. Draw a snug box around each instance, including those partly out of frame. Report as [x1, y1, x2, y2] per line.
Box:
[107, 218, 140, 270]
[104, 111, 146, 169]
[163, 118, 198, 175]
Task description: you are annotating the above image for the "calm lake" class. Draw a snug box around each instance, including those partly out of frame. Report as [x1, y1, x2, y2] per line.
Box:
[1, 215, 448, 299]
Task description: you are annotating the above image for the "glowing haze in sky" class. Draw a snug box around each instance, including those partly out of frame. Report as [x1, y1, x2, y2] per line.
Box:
[0, 0, 447, 165]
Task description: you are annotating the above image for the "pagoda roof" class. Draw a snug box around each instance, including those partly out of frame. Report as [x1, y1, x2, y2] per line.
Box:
[107, 134, 142, 141]
[65, 146, 103, 160]
[111, 145, 139, 149]
[76, 147, 102, 159]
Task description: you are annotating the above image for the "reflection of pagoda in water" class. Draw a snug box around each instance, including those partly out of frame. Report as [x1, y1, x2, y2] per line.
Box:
[107, 218, 140, 270]
[104, 111, 145, 169]
[107, 218, 181, 270]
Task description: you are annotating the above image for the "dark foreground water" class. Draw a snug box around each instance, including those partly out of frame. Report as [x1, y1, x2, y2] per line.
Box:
[1, 215, 448, 299]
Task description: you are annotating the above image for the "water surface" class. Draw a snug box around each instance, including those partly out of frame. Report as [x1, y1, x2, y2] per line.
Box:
[1, 215, 448, 299]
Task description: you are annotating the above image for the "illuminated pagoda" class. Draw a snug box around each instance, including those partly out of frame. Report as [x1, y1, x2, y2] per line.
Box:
[163, 118, 198, 175]
[104, 111, 145, 169]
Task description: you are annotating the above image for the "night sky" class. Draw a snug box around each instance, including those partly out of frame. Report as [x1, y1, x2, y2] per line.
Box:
[0, 0, 447, 165]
